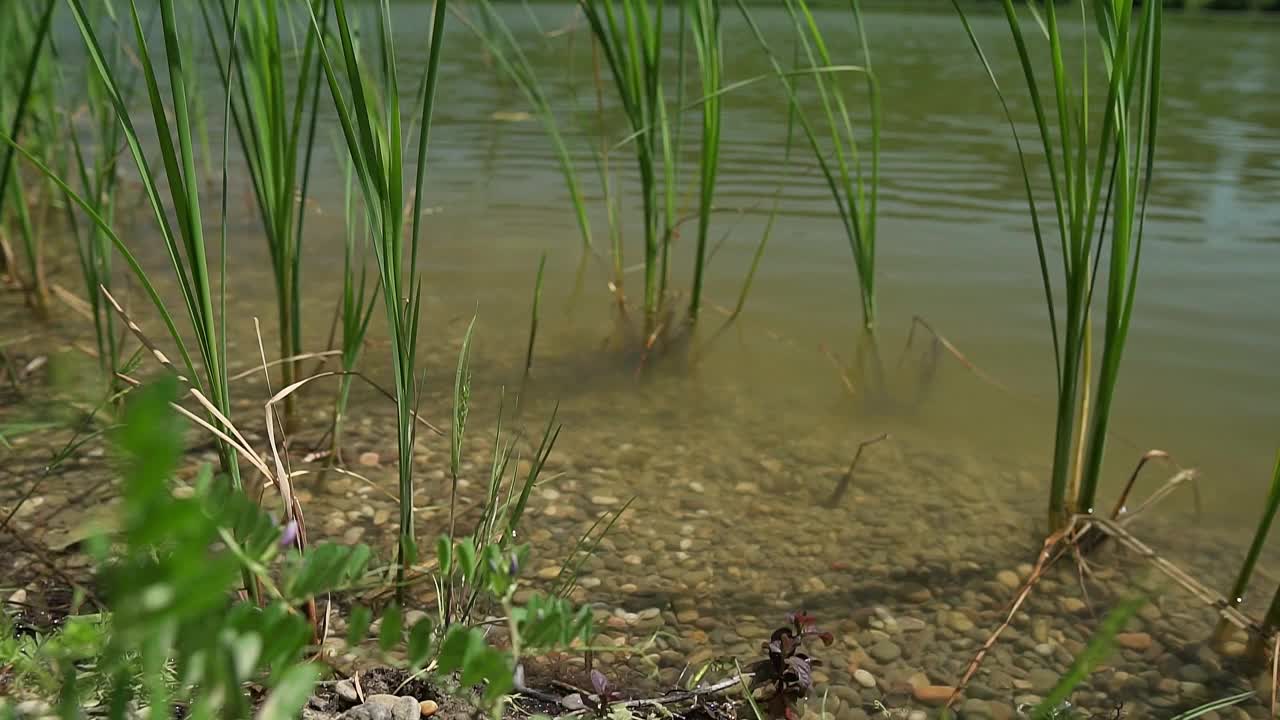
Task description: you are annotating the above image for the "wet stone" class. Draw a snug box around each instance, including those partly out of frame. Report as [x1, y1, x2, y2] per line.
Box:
[869, 641, 901, 663]
[1180, 664, 1210, 683]
[1116, 632, 1152, 651]
[1029, 668, 1058, 694]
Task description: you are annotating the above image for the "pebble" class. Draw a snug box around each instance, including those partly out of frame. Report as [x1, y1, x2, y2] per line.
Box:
[907, 713, 927, 720]
[1060, 598, 1087, 614]
[591, 495, 620, 506]
[339, 704, 393, 720]
[898, 617, 926, 632]
[869, 641, 901, 663]
[419, 701, 438, 717]
[853, 669, 876, 688]
[364, 695, 421, 720]
[1116, 632, 1153, 651]
[336, 678, 359, 703]
[961, 698, 993, 718]
[912, 685, 955, 706]
[1029, 668, 1058, 694]
[995, 570, 1020, 589]
[949, 612, 975, 632]
[1181, 664, 1210, 683]
[358, 452, 380, 467]
[537, 566, 561, 579]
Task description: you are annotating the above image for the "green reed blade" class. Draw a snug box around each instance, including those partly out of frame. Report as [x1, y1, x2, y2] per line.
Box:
[686, 0, 721, 323]
[1032, 596, 1143, 719]
[524, 253, 547, 379]
[954, 0, 1162, 529]
[308, 0, 448, 602]
[1076, 0, 1162, 515]
[0, 0, 55, 227]
[461, 2, 593, 252]
[736, 0, 881, 331]
[1226, 451, 1280, 614]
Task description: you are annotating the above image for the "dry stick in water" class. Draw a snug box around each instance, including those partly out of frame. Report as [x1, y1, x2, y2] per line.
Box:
[900, 315, 1012, 395]
[948, 468, 1252, 710]
[828, 433, 890, 504]
[820, 343, 858, 399]
[947, 518, 1083, 710]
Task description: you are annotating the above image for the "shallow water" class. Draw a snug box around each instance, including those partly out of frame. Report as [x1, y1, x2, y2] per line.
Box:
[171, 4, 1280, 521]
[6, 3, 1280, 717]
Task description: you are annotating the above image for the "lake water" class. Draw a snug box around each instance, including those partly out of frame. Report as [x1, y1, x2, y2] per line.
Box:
[221, 3, 1280, 520]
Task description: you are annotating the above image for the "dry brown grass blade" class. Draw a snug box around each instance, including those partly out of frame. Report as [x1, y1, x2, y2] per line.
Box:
[1109, 450, 1172, 519]
[828, 433, 890, 505]
[1117, 468, 1198, 525]
[1087, 516, 1256, 635]
[101, 287, 276, 480]
[903, 315, 1012, 394]
[50, 282, 93, 321]
[820, 342, 857, 399]
[946, 518, 1082, 710]
[229, 349, 341, 381]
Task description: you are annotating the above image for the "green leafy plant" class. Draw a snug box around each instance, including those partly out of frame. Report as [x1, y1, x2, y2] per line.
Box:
[951, 0, 1163, 530]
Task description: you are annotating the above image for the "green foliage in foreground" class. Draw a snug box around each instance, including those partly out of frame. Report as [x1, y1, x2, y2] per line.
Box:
[0, 378, 592, 718]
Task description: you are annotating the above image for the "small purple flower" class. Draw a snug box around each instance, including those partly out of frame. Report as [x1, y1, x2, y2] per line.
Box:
[279, 519, 298, 548]
[508, 553, 520, 577]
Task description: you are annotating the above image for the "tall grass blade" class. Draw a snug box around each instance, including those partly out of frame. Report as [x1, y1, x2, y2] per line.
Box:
[1214, 450, 1280, 646]
[952, 0, 1163, 529]
[200, 0, 326, 429]
[735, 0, 881, 332]
[524, 253, 547, 380]
[685, 0, 721, 323]
[307, 0, 449, 601]
[0, 0, 57, 307]
[459, 2, 593, 252]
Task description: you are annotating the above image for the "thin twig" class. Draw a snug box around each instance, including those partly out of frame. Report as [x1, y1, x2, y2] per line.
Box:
[828, 433, 889, 505]
[947, 519, 1082, 709]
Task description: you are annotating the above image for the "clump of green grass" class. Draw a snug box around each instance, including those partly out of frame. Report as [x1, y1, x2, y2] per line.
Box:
[579, 0, 678, 336]
[201, 0, 326, 429]
[59, 5, 134, 390]
[306, 0, 449, 600]
[0, 0, 59, 313]
[736, 0, 880, 334]
[952, 0, 1163, 530]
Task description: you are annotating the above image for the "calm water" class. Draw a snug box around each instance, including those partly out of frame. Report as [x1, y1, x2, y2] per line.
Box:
[122, 5, 1280, 520]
